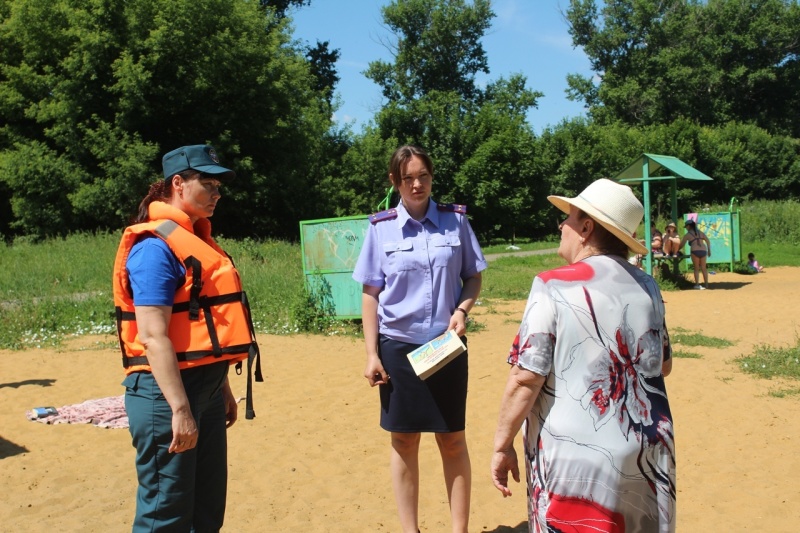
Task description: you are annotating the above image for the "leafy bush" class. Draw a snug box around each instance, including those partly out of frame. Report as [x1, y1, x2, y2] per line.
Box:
[290, 274, 339, 334]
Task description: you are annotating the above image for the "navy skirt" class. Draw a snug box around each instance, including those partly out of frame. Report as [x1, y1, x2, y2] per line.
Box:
[378, 334, 468, 433]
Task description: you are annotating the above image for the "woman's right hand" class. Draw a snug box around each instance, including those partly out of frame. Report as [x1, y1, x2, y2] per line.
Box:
[364, 356, 389, 387]
[135, 305, 198, 453]
[491, 447, 520, 497]
[169, 407, 198, 453]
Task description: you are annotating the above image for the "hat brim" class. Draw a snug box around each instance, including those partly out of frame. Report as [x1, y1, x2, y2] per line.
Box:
[548, 194, 648, 256]
[194, 164, 235, 180]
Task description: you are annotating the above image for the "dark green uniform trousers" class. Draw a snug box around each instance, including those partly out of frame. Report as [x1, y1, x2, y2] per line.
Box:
[123, 361, 229, 533]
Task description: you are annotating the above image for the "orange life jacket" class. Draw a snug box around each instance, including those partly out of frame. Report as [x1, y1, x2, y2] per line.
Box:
[112, 201, 262, 417]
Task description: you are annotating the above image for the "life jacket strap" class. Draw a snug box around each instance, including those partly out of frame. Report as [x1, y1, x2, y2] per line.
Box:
[204, 305, 223, 357]
[116, 293, 246, 322]
[116, 290, 263, 422]
[115, 306, 129, 370]
[185, 256, 203, 320]
[123, 344, 254, 368]
[239, 291, 263, 420]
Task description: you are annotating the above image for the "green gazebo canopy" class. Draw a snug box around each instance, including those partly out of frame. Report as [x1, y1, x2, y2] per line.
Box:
[613, 153, 713, 274]
[615, 153, 713, 183]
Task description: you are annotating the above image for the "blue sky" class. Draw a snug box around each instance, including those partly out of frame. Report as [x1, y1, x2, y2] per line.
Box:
[290, 0, 595, 133]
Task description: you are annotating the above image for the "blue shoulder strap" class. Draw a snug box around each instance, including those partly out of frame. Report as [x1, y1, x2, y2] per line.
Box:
[369, 208, 398, 224]
[437, 203, 467, 214]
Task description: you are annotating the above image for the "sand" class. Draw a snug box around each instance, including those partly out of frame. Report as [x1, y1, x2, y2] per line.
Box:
[1, 267, 799, 532]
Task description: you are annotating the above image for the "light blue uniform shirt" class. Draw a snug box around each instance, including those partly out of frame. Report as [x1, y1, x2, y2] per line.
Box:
[353, 199, 487, 344]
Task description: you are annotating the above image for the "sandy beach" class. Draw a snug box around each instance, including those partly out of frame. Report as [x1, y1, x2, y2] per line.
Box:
[1, 267, 799, 532]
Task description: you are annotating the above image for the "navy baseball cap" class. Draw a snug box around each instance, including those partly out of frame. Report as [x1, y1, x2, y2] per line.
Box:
[162, 145, 235, 180]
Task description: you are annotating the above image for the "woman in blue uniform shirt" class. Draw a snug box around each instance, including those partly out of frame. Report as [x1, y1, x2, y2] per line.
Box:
[353, 145, 487, 533]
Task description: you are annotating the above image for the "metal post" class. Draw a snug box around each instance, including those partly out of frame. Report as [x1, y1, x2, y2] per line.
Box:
[642, 157, 652, 275]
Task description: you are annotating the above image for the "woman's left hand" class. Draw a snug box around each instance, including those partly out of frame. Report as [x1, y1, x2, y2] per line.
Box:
[448, 311, 467, 337]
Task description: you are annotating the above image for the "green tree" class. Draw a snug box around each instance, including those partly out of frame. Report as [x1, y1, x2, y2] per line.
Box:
[566, 0, 800, 136]
[453, 75, 547, 241]
[533, 118, 711, 221]
[696, 122, 800, 202]
[306, 40, 341, 106]
[261, 0, 311, 19]
[318, 127, 398, 218]
[0, 0, 334, 239]
[344, 0, 544, 241]
[365, 0, 492, 103]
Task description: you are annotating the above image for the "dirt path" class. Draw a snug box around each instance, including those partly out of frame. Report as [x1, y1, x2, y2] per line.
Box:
[1, 268, 798, 532]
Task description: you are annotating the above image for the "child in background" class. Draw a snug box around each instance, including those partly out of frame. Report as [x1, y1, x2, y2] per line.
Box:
[747, 253, 765, 273]
[650, 227, 663, 256]
[662, 221, 681, 257]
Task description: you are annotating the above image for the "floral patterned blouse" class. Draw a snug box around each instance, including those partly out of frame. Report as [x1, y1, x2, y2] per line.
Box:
[509, 254, 675, 533]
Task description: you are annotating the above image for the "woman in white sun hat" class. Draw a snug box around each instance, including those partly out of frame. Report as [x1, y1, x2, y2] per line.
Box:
[491, 178, 676, 532]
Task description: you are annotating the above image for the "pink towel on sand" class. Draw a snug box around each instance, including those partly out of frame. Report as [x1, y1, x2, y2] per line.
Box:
[27, 395, 129, 429]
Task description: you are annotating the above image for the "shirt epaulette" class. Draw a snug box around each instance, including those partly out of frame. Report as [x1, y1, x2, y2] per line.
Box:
[437, 203, 467, 214]
[369, 208, 398, 224]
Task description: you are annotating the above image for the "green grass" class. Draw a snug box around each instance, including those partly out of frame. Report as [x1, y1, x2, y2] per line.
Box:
[481, 239, 559, 255]
[0, 232, 120, 349]
[1, 231, 119, 299]
[0, 232, 310, 349]
[738, 242, 800, 269]
[767, 388, 800, 398]
[480, 254, 565, 300]
[216, 237, 306, 334]
[735, 338, 800, 381]
[670, 327, 734, 348]
[1, 226, 798, 350]
[672, 349, 703, 359]
[669, 326, 734, 359]
[466, 317, 486, 334]
[735, 338, 800, 398]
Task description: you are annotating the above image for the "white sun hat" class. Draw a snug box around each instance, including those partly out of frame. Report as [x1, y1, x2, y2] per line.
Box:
[548, 178, 647, 255]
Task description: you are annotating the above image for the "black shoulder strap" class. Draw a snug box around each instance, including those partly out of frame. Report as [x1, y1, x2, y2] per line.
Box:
[185, 255, 202, 320]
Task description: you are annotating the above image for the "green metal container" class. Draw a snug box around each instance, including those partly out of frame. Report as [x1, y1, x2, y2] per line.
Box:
[299, 215, 370, 319]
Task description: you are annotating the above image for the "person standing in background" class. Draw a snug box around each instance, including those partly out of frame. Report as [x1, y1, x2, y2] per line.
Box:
[679, 219, 712, 289]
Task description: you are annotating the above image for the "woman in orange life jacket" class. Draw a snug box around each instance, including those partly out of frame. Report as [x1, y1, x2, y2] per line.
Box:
[113, 144, 260, 532]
